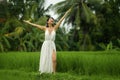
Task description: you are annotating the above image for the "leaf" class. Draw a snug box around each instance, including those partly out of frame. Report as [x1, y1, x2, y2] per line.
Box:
[15, 27, 24, 35]
[75, 7, 80, 29]
[98, 43, 106, 50]
[3, 36, 11, 48]
[0, 43, 4, 52]
[82, 2, 90, 23]
[22, 43, 27, 51]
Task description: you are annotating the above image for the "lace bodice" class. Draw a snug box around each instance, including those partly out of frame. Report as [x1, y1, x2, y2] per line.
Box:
[45, 29, 56, 41]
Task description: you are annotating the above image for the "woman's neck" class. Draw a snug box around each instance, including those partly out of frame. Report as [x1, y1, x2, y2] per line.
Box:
[48, 24, 53, 28]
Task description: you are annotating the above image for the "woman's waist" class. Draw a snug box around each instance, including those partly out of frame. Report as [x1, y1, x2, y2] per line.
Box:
[43, 40, 55, 45]
[44, 40, 55, 42]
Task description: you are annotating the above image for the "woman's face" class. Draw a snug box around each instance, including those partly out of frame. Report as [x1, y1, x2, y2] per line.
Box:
[47, 18, 54, 25]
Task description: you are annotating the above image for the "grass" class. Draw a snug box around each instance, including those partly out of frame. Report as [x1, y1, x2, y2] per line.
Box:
[0, 52, 39, 71]
[57, 51, 120, 75]
[0, 51, 120, 80]
[0, 69, 120, 80]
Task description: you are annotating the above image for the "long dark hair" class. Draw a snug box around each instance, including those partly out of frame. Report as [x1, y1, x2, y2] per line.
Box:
[46, 17, 55, 27]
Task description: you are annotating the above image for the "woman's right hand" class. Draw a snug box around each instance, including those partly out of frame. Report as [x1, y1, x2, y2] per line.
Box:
[23, 20, 30, 23]
[68, 8, 72, 12]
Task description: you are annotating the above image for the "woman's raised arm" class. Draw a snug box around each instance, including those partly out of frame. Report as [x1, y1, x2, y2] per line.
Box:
[54, 8, 71, 30]
[23, 20, 46, 31]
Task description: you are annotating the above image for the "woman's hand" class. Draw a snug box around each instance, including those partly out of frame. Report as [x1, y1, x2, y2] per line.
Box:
[67, 8, 72, 13]
[66, 8, 72, 14]
[54, 8, 72, 30]
[23, 20, 30, 23]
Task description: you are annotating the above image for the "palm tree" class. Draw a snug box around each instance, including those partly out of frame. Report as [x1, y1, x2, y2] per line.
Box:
[0, 0, 49, 51]
[55, 27, 70, 51]
[53, 0, 101, 50]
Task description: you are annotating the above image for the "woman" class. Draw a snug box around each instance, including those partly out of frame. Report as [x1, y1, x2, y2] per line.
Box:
[23, 8, 71, 74]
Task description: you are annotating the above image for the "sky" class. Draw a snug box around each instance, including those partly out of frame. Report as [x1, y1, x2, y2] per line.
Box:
[44, 0, 64, 8]
[44, 0, 64, 19]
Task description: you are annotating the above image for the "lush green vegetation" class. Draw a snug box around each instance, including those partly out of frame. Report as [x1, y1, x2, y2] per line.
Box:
[0, 0, 119, 79]
[0, 0, 120, 52]
[0, 70, 120, 80]
[0, 51, 120, 80]
[57, 51, 120, 75]
[53, 0, 120, 51]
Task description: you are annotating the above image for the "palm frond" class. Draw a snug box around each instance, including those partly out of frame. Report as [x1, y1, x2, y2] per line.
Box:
[82, 2, 90, 23]
[88, 0, 102, 4]
[30, 2, 38, 18]
[2, 36, 11, 48]
[0, 43, 4, 52]
[15, 27, 25, 35]
[75, 7, 80, 29]
[84, 3, 97, 24]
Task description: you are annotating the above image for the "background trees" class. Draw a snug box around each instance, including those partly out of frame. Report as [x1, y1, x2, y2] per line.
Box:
[53, 0, 101, 51]
[0, 0, 47, 51]
[53, 0, 120, 51]
[94, 0, 120, 50]
[0, 0, 119, 52]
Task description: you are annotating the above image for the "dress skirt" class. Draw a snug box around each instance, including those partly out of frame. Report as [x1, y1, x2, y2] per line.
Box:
[39, 40, 56, 73]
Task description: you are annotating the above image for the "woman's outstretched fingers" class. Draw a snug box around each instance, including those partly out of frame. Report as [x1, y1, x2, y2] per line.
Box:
[67, 8, 72, 13]
[68, 8, 72, 12]
[23, 20, 29, 23]
[23, 20, 27, 22]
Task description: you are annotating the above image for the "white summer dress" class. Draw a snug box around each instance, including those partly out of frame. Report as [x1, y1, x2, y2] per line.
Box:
[39, 29, 56, 74]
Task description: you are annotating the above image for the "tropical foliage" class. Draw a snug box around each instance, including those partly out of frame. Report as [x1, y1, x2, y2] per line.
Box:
[0, 0, 48, 51]
[0, 0, 120, 51]
[53, 0, 101, 51]
[53, 0, 120, 51]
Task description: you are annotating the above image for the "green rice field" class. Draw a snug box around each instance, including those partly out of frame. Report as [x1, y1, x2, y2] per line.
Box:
[0, 51, 120, 80]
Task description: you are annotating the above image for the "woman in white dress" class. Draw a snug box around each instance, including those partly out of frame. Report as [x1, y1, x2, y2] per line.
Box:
[23, 8, 71, 74]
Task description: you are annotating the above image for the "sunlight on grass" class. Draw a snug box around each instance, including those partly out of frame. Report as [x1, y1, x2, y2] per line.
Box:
[0, 69, 120, 80]
[0, 51, 120, 80]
